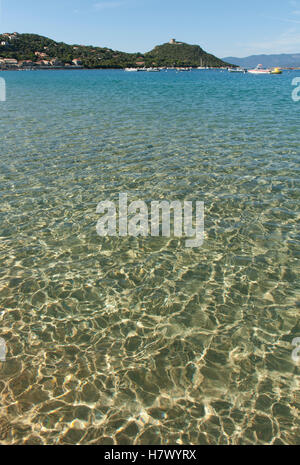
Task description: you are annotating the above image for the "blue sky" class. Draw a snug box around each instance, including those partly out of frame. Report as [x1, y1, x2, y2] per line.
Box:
[1, 0, 300, 57]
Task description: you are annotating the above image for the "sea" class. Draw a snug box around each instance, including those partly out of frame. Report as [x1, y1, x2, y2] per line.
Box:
[0, 69, 299, 445]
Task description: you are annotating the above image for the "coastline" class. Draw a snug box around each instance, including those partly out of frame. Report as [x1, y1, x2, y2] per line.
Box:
[1, 66, 299, 72]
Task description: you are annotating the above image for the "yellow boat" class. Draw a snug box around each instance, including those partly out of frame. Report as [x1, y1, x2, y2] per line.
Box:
[270, 67, 282, 74]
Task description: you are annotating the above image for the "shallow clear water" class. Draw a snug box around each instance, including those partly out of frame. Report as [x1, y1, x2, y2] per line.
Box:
[0, 69, 299, 445]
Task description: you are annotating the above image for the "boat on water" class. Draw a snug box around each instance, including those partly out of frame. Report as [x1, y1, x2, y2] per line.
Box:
[248, 64, 283, 75]
[176, 67, 192, 72]
[228, 67, 247, 73]
[270, 67, 282, 74]
[125, 67, 161, 72]
[248, 64, 271, 74]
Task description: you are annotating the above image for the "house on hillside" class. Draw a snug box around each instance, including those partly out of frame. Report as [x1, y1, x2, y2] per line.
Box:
[35, 52, 48, 58]
[72, 59, 83, 66]
[3, 58, 18, 65]
[1, 58, 18, 68]
[19, 60, 36, 67]
[2, 32, 18, 40]
[50, 58, 64, 67]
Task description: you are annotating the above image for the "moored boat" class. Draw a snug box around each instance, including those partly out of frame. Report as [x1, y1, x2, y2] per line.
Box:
[248, 64, 271, 74]
[270, 67, 282, 74]
[228, 67, 247, 73]
[176, 67, 192, 72]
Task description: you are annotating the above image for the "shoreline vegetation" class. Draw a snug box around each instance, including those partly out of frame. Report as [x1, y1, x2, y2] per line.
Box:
[0, 33, 233, 70]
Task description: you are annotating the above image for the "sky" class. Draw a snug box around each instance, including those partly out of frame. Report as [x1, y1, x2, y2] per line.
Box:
[1, 0, 300, 57]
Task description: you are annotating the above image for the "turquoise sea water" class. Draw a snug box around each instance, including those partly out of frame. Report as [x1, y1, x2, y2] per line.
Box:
[0, 69, 299, 445]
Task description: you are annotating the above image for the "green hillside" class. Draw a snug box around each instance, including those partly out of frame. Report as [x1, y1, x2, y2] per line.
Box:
[0, 33, 138, 68]
[145, 42, 230, 67]
[0, 33, 231, 68]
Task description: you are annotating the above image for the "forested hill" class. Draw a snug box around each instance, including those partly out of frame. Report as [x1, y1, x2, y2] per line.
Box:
[0, 33, 231, 68]
[145, 42, 230, 67]
[0, 33, 137, 68]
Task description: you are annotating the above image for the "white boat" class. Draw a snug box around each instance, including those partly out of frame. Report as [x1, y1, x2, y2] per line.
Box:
[248, 64, 271, 74]
[125, 68, 138, 72]
[228, 67, 247, 73]
[147, 67, 160, 72]
[176, 67, 192, 72]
